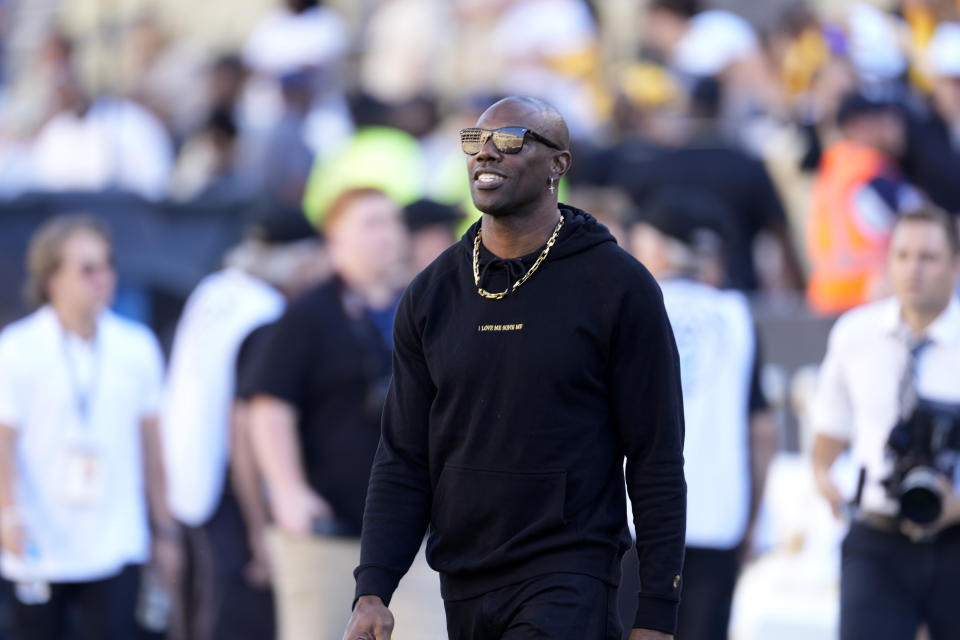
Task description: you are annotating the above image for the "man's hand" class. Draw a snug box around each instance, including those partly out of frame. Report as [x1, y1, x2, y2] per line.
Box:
[342, 595, 394, 640]
[271, 484, 334, 535]
[151, 534, 184, 596]
[900, 475, 960, 542]
[812, 434, 850, 520]
[629, 629, 673, 640]
[244, 526, 272, 588]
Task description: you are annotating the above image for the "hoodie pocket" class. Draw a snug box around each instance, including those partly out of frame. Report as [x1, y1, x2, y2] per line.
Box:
[429, 465, 567, 573]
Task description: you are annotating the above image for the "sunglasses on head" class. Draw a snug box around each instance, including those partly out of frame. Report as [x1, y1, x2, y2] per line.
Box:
[459, 127, 561, 155]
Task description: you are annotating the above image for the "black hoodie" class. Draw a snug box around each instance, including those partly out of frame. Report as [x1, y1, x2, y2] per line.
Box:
[355, 205, 686, 634]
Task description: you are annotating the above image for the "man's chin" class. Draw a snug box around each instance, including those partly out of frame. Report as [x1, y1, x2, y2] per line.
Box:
[473, 196, 517, 218]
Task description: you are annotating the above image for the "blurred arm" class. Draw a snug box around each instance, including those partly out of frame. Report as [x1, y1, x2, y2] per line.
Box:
[0, 423, 23, 557]
[141, 416, 178, 534]
[229, 399, 272, 584]
[747, 409, 778, 535]
[248, 394, 330, 534]
[812, 434, 849, 518]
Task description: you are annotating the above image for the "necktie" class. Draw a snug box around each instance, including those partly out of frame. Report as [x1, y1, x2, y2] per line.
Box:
[898, 336, 931, 420]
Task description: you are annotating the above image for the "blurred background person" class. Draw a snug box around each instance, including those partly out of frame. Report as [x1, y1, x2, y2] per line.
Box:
[241, 0, 351, 160]
[245, 188, 408, 640]
[403, 198, 465, 274]
[160, 213, 323, 640]
[627, 188, 778, 640]
[806, 93, 923, 316]
[240, 70, 318, 211]
[0, 215, 175, 639]
[902, 22, 960, 216]
[581, 72, 805, 293]
[811, 207, 960, 640]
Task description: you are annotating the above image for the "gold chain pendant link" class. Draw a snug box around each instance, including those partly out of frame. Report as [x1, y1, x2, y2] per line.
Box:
[473, 215, 564, 300]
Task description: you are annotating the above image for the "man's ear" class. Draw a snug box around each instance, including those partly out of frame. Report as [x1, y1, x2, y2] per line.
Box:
[552, 150, 573, 179]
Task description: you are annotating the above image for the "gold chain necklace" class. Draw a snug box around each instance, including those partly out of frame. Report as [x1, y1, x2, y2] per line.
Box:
[473, 216, 564, 300]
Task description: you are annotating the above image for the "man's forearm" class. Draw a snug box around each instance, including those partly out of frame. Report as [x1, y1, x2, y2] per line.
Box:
[812, 434, 849, 514]
[0, 424, 18, 512]
[229, 401, 270, 535]
[141, 417, 177, 532]
[247, 395, 308, 492]
[748, 410, 778, 528]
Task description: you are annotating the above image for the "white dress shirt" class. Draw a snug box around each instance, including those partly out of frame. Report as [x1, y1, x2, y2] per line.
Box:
[812, 296, 960, 515]
[0, 307, 163, 582]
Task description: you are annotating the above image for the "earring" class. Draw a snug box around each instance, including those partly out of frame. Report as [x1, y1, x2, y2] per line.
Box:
[547, 177, 556, 193]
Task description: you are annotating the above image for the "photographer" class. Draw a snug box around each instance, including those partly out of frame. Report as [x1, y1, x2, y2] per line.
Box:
[811, 207, 960, 640]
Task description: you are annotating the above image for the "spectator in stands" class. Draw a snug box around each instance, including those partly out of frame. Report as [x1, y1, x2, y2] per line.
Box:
[806, 93, 923, 316]
[168, 109, 246, 202]
[30, 69, 174, 200]
[0, 215, 176, 638]
[642, 0, 782, 123]
[242, 0, 350, 145]
[593, 75, 804, 292]
[484, 0, 604, 137]
[358, 0, 451, 105]
[902, 22, 960, 215]
[246, 189, 407, 640]
[628, 188, 777, 640]
[241, 70, 317, 211]
[811, 207, 960, 640]
[160, 214, 322, 640]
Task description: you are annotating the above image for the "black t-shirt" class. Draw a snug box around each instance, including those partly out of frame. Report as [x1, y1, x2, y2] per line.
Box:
[235, 322, 276, 401]
[902, 104, 960, 215]
[244, 278, 393, 535]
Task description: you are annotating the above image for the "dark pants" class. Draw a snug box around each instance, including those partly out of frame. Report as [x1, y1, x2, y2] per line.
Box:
[444, 573, 622, 640]
[840, 522, 960, 640]
[170, 489, 274, 640]
[676, 546, 739, 640]
[6, 564, 140, 640]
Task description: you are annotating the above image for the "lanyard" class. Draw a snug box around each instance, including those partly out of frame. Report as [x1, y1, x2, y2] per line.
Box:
[60, 327, 101, 429]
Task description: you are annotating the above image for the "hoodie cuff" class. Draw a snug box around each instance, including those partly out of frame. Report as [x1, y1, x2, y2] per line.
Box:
[633, 594, 679, 635]
[353, 565, 401, 609]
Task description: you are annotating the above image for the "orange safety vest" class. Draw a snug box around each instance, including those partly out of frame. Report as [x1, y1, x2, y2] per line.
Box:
[806, 141, 895, 315]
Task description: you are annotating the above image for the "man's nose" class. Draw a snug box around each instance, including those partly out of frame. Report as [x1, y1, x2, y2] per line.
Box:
[475, 135, 502, 162]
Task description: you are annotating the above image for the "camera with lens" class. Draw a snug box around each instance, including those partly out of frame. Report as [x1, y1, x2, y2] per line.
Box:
[883, 398, 960, 525]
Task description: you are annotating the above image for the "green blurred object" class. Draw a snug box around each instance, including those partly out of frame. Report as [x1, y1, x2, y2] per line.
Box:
[302, 126, 424, 227]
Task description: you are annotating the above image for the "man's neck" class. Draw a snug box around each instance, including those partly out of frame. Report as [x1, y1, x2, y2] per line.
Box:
[901, 299, 950, 336]
[53, 305, 98, 341]
[480, 204, 561, 259]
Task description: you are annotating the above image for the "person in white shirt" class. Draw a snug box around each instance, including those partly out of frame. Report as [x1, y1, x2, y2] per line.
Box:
[161, 219, 326, 640]
[0, 216, 177, 639]
[812, 207, 960, 640]
[628, 187, 777, 640]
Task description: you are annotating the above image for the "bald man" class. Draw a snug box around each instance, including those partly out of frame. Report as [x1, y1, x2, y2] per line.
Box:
[344, 97, 686, 640]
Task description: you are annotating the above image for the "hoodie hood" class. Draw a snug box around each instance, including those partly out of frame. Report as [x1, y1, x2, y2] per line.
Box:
[460, 204, 616, 293]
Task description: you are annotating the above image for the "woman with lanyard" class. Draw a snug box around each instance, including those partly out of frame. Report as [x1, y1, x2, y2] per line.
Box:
[0, 216, 177, 639]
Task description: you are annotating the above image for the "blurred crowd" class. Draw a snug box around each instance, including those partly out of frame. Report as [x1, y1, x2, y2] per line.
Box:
[1, 0, 960, 639]
[0, 0, 957, 306]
